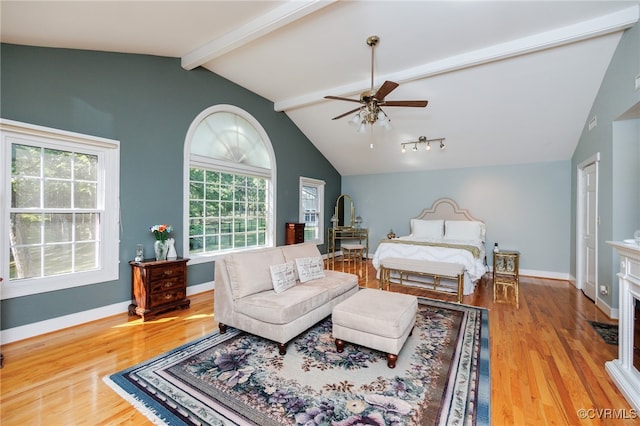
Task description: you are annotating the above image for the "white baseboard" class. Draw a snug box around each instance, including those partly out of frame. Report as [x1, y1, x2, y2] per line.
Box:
[1, 281, 214, 345]
[596, 298, 619, 319]
[519, 268, 572, 281]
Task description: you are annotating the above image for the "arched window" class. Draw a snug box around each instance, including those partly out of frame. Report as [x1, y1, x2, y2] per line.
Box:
[183, 105, 276, 263]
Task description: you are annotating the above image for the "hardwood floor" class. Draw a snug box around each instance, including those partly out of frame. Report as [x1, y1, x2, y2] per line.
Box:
[0, 261, 636, 425]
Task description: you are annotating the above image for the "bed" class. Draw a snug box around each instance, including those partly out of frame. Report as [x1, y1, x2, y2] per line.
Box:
[372, 198, 488, 296]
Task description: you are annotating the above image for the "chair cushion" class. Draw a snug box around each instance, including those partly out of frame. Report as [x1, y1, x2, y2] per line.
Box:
[236, 285, 330, 324]
[281, 243, 322, 281]
[304, 270, 358, 299]
[226, 248, 286, 299]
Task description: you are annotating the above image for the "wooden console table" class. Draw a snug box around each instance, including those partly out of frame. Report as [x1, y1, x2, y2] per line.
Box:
[327, 227, 368, 268]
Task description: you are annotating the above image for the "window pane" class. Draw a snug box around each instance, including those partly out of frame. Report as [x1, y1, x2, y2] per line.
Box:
[74, 182, 97, 208]
[10, 213, 42, 245]
[10, 246, 42, 279]
[13, 144, 41, 176]
[74, 153, 97, 181]
[75, 213, 98, 241]
[189, 236, 204, 253]
[12, 177, 40, 208]
[44, 180, 71, 208]
[190, 218, 203, 236]
[75, 242, 98, 271]
[190, 181, 204, 200]
[44, 148, 72, 179]
[44, 213, 73, 243]
[44, 243, 72, 275]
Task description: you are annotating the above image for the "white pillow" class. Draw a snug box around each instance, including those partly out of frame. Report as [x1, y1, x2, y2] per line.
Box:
[411, 219, 444, 239]
[444, 220, 485, 241]
[269, 262, 296, 294]
[295, 257, 325, 283]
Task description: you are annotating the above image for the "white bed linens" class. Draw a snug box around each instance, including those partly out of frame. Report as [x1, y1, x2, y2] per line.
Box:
[372, 236, 487, 295]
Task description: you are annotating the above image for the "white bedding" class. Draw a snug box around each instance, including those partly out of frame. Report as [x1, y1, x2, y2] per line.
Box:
[372, 236, 487, 295]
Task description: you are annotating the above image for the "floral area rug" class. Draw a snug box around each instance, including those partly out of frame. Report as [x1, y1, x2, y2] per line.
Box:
[104, 297, 490, 426]
[588, 321, 618, 345]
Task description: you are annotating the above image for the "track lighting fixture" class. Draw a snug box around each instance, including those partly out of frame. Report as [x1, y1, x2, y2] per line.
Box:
[400, 136, 446, 153]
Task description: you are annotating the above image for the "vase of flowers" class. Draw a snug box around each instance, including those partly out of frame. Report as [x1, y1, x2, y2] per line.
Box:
[150, 224, 173, 261]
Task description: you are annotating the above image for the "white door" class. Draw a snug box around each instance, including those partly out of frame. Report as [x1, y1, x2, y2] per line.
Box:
[580, 161, 598, 301]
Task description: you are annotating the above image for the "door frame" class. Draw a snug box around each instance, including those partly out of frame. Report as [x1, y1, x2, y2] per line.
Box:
[576, 152, 599, 301]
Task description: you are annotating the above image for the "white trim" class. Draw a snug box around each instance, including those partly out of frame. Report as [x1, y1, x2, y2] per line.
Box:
[575, 152, 600, 302]
[181, 0, 336, 70]
[1, 282, 214, 344]
[1, 119, 120, 300]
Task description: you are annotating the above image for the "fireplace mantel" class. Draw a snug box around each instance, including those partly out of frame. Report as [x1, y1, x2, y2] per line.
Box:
[606, 241, 640, 411]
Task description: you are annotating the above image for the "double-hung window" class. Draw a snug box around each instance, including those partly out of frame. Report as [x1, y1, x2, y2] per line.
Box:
[184, 105, 275, 262]
[1, 119, 120, 299]
[299, 177, 325, 244]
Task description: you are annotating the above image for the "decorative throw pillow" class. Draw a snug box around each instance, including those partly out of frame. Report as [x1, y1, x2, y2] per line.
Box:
[295, 257, 325, 283]
[410, 219, 444, 239]
[269, 262, 296, 294]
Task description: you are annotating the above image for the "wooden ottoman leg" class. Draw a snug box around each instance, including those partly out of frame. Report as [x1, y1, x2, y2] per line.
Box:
[386, 353, 398, 369]
[335, 339, 345, 353]
[277, 343, 288, 355]
[218, 323, 227, 334]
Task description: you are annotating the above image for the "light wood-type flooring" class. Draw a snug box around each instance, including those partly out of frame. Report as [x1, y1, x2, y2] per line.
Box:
[0, 260, 636, 425]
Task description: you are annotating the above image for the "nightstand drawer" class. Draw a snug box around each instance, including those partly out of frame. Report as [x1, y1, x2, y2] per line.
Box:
[151, 277, 183, 293]
[150, 289, 186, 307]
[149, 264, 185, 282]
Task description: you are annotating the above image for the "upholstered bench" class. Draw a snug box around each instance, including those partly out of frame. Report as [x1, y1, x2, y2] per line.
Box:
[379, 257, 465, 303]
[332, 288, 417, 368]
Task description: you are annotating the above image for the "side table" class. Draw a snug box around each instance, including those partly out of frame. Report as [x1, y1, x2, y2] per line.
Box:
[129, 257, 190, 321]
[493, 250, 520, 308]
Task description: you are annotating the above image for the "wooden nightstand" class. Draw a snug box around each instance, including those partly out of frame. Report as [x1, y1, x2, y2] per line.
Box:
[285, 223, 305, 245]
[493, 250, 520, 308]
[129, 258, 190, 321]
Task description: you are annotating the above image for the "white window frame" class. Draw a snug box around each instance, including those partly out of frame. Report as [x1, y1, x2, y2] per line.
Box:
[0, 119, 120, 300]
[183, 105, 276, 265]
[299, 177, 325, 245]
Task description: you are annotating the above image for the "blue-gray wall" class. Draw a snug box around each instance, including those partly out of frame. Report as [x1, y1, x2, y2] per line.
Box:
[0, 44, 341, 330]
[571, 21, 640, 310]
[343, 161, 571, 275]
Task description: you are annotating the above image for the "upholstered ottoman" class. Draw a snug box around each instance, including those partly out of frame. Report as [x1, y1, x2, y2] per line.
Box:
[332, 288, 418, 368]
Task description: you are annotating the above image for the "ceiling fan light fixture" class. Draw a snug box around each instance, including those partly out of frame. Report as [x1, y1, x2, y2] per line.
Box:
[325, 35, 428, 134]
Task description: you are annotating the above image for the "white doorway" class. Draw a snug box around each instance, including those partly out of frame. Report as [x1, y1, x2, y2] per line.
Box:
[576, 153, 599, 301]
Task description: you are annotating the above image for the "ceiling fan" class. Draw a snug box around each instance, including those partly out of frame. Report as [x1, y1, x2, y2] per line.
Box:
[324, 35, 428, 131]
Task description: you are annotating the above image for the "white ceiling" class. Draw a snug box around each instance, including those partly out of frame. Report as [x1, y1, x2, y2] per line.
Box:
[2, 1, 638, 176]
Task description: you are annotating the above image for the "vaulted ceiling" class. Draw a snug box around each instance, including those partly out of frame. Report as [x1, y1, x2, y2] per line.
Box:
[2, 1, 638, 175]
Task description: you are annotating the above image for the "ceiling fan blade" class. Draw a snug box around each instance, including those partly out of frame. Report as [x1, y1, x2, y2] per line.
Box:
[381, 100, 429, 108]
[374, 80, 399, 100]
[324, 95, 362, 103]
[331, 107, 362, 120]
